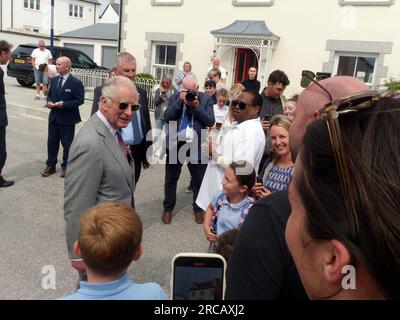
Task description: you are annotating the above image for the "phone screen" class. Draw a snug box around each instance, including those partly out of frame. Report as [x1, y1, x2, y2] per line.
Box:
[172, 256, 225, 300]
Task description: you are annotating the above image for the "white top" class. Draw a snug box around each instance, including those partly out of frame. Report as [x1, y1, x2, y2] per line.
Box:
[31, 48, 52, 69]
[213, 104, 229, 124]
[196, 118, 265, 211]
[207, 65, 227, 80]
[46, 64, 58, 79]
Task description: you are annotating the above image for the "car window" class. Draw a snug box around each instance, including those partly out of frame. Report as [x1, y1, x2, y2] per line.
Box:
[76, 52, 94, 66]
[13, 46, 34, 59]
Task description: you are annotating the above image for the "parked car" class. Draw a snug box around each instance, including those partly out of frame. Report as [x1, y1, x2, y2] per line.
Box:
[7, 44, 108, 87]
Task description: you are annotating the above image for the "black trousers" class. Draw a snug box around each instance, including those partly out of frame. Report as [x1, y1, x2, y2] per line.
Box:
[0, 126, 6, 175]
[163, 143, 207, 213]
[130, 139, 148, 185]
[46, 122, 75, 169]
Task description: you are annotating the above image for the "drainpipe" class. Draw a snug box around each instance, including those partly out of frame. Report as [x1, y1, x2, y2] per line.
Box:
[118, 0, 123, 52]
[0, 0, 2, 31]
[11, 0, 13, 29]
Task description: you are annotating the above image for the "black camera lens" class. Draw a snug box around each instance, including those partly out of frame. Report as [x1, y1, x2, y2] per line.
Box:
[185, 90, 197, 103]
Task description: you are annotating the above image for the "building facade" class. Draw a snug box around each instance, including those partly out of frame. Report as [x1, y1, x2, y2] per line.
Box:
[120, 0, 399, 96]
[0, 0, 100, 35]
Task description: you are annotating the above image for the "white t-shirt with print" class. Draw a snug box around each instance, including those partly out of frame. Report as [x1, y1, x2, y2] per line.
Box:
[31, 48, 53, 69]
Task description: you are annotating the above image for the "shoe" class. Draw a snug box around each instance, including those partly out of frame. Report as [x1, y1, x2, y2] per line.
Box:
[185, 186, 193, 193]
[60, 169, 66, 178]
[41, 166, 55, 177]
[162, 211, 172, 224]
[34, 95, 41, 100]
[194, 211, 204, 224]
[0, 176, 14, 188]
[42, 95, 48, 100]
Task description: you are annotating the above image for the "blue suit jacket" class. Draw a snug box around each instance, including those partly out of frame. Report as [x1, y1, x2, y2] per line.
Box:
[164, 91, 215, 161]
[48, 74, 85, 125]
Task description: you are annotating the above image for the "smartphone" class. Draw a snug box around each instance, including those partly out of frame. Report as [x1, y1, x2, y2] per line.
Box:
[171, 252, 227, 300]
[256, 176, 263, 184]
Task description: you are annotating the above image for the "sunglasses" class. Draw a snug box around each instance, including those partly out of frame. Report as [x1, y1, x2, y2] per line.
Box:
[119, 102, 140, 112]
[301, 70, 385, 242]
[231, 100, 250, 110]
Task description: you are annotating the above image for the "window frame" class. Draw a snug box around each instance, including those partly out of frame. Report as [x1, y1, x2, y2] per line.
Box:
[338, 0, 394, 6]
[24, 0, 41, 11]
[151, 42, 177, 80]
[333, 52, 378, 85]
[151, 0, 184, 6]
[69, 3, 84, 19]
[232, 0, 274, 6]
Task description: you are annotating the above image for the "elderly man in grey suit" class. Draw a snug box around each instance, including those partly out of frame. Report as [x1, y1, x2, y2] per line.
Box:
[64, 76, 138, 273]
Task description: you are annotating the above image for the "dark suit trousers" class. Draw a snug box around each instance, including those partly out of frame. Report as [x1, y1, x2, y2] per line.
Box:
[0, 126, 6, 174]
[130, 139, 147, 184]
[163, 143, 207, 213]
[46, 122, 75, 169]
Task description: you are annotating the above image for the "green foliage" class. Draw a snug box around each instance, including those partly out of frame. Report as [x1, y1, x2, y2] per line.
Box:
[136, 73, 155, 80]
[384, 77, 400, 91]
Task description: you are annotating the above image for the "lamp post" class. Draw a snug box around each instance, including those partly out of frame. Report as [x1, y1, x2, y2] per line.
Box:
[50, 0, 54, 56]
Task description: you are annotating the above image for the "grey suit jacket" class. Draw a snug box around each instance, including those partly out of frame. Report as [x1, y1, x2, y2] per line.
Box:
[64, 114, 135, 259]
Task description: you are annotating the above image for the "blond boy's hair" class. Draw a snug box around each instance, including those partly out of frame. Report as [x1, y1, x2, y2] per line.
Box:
[78, 202, 143, 276]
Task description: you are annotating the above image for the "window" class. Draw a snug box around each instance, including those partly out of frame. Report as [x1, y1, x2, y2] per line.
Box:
[152, 43, 177, 80]
[151, 0, 183, 6]
[233, 0, 274, 5]
[339, 0, 394, 6]
[334, 53, 377, 85]
[69, 4, 84, 18]
[24, 0, 40, 10]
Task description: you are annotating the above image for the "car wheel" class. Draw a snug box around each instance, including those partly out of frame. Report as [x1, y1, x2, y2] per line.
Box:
[17, 78, 35, 87]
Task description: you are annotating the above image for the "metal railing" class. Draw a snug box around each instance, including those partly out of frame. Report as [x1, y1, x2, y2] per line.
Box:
[70, 68, 160, 111]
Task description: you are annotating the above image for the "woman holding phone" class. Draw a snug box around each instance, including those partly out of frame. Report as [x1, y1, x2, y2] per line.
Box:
[253, 115, 293, 199]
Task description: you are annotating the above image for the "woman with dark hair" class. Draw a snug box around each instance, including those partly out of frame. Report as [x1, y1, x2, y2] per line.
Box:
[286, 93, 400, 299]
[241, 66, 260, 93]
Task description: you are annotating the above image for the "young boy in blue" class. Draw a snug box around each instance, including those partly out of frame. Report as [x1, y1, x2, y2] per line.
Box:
[203, 161, 256, 243]
[61, 202, 168, 300]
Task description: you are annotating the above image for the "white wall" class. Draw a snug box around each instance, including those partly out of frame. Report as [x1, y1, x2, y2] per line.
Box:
[59, 37, 117, 66]
[1, 0, 97, 35]
[98, 6, 119, 24]
[0, 30, 60, 48]
[121, 0, 400, 96]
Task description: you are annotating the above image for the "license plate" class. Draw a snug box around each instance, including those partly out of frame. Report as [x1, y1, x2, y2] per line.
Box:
[15, 59, 25, 63]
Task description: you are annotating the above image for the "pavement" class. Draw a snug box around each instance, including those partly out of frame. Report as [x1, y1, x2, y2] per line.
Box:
[0, 70, 208, 299]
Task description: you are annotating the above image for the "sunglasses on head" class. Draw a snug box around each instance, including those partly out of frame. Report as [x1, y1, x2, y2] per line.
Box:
[300, 70, 391, 243]
[118, 102, 140, 112]
[231, 100, 249, 110]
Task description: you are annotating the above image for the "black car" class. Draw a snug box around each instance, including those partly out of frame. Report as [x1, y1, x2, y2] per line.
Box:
[7, 44, 108, 87]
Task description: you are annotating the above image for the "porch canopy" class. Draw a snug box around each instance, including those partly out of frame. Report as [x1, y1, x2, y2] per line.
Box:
[211, 20, 279, 88]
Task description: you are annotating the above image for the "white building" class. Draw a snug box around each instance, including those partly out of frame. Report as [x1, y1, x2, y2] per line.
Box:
[120, 0, 400, 96]
[58, 23, 117, 68]
[0, 0, 101, 35]
[98, 2, 119, 24]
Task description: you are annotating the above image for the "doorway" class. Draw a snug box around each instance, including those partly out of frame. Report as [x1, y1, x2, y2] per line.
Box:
[234, 48, 257, 83]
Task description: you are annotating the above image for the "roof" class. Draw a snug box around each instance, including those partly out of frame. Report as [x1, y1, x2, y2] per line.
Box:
[99, 3, 120, 19]
[57, 23, 118, 41]
[211, 20, 279, 39]
[79, 0, 101, 5]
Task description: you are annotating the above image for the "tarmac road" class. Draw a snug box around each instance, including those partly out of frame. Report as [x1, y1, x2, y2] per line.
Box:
[0, 71, 208, 299]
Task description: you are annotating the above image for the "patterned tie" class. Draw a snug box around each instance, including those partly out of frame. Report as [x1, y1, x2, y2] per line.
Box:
[116, 130, 132, 167]
[56, 76, 63, 98]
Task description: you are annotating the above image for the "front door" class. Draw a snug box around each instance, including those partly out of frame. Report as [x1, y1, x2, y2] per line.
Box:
[234, 48, 257, 83]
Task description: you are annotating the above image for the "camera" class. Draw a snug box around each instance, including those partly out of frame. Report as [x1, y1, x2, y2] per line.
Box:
[185, 89, 197, 103]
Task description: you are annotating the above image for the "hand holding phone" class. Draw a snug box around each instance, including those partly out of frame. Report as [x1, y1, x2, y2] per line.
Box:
[171, 253, 226, 300]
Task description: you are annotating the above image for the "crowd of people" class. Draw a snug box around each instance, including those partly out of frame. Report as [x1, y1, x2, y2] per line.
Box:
[1, 38, 400, 301]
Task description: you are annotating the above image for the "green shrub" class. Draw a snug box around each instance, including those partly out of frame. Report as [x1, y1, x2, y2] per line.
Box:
[384, 77, 400, 91]
[136, 73, 155, 80]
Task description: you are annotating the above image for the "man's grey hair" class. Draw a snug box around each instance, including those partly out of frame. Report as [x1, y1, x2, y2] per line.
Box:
[115, 52, 136, 68]
[101, 76, 138, 102]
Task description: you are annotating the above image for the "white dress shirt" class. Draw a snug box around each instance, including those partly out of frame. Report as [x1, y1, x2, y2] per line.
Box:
[196, 118, 265, 211]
